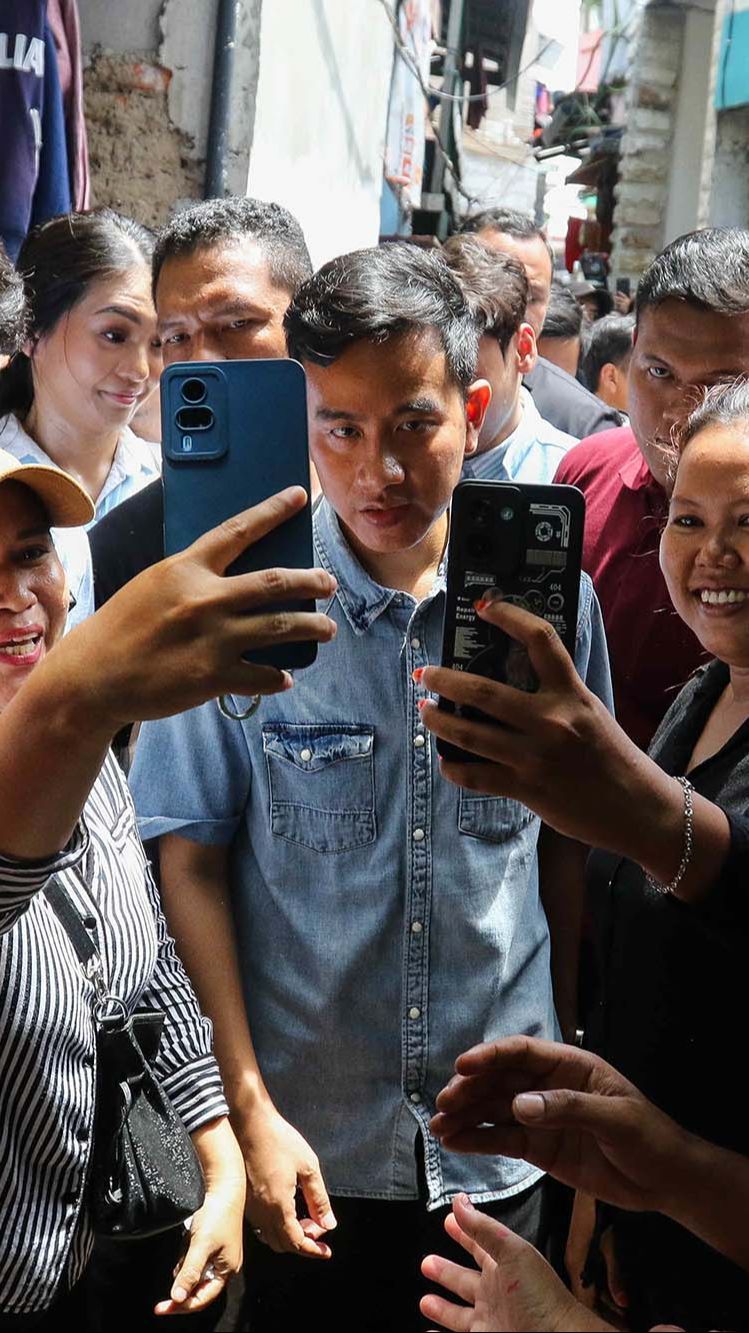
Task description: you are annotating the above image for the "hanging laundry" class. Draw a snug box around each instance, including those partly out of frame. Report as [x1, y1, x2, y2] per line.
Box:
[0, 0, 72, 261]
[46, 0, 89, 210]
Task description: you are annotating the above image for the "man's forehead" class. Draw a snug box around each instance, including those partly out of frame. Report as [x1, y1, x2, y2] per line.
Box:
[306, 330, 459, 409]
[480, 229, 552, 283]
[156, 238, 276, 307]
[637, 298, 749, 374]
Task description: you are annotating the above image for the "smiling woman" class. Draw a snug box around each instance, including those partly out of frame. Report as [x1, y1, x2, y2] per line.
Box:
[416, 376, 749, 1329]
[0, 210, 163, 623]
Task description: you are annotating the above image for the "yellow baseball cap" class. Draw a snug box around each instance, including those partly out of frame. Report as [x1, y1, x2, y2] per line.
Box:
[0, 447, 94, 527]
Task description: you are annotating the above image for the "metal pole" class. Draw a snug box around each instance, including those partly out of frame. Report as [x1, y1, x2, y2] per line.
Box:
[204, 0, 240, 198]
[430, 0, 466, 201]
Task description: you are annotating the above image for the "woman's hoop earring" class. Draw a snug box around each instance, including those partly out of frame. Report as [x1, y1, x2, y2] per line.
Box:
[217, 694, 262, 722]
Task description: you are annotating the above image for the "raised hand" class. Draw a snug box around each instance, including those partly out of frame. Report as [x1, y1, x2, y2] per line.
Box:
[430, 1036, 690, 1215]
[63, 485, 338, 730]
[420, 1193, 612, 1332]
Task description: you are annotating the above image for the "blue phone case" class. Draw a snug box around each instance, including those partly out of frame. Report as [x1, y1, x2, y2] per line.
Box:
[161, 358, 317, 670]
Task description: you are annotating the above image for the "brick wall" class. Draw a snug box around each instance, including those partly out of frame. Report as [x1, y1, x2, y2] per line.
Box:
[609, 5, 685, 281]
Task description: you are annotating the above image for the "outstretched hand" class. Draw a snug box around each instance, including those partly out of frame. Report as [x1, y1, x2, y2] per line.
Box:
[62, 486, 338, 731]
[420, 1194, 612, 1332]
[430, 1036, 690, 1215]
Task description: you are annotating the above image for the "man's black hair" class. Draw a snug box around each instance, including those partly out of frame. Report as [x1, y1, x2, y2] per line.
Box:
[441, 234, 527, 354]
[458, 207, 554, 270]
[153, 196, 313, 298]
[636, 227, 749, 323]
[284, 243, 481, 390]
[539, 282, 583, 340]
[0, 243, 27, 357]
[578, 313, 634, 392]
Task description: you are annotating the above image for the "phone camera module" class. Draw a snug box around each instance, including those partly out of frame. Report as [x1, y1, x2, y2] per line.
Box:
[499, 506, 514, 522]
[467, 532, 492, 561]
[175, 405, 214, 431]
[181, 377, 207, 404]
[471, 499, 494, 528]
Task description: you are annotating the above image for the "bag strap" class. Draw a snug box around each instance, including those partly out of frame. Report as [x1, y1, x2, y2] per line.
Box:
[45, 875, 108, 1000]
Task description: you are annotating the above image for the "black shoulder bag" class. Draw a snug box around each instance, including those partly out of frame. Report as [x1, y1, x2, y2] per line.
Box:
[45, 877, 205, 1239]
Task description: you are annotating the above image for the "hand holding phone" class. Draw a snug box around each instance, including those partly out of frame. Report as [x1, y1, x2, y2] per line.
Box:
[437, 481, 585, 762]
[161, 359, 318, 670]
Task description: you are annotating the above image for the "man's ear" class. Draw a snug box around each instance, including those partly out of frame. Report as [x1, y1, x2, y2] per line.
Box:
[515, 322, 537, 376]
[464, 380, 491, 456]
[599, 361, 623, 405]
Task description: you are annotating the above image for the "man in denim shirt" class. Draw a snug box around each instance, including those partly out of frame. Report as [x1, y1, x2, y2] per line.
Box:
[131, 245, 613, 1331]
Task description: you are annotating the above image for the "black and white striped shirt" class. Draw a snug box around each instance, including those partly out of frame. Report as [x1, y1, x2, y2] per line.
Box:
[0, 752, 228, 1315]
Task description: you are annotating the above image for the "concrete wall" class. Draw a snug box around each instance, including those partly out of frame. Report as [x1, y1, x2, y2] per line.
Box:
[609, 0, 731, 281]
[78, 0, 260, 226]
[663, 0, 717, 244]
[710, 106, 749, 226]
[246, 0, 394, 266]
[609, 3, 686, 281]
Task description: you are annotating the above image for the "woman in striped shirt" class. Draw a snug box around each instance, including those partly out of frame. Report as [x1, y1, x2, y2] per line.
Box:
[0, 435, 337, 1326]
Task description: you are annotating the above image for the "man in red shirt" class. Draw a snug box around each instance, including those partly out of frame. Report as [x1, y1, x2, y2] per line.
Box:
[555, 228, 749, 748]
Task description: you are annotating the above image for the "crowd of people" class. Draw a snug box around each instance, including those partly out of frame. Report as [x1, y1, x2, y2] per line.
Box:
[0, 196, 748, 1333]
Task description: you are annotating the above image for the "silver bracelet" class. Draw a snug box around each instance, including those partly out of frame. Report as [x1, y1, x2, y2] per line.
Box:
[645, 775, 694, 895]
[217, 694, 261, 722]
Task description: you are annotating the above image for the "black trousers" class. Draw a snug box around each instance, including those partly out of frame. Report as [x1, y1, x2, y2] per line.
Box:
[241, 1176, 550, 1333]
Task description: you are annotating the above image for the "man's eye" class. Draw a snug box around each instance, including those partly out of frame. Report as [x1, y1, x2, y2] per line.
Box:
[164, 332, 187, 346]
[400, 419, 434, 433]
[647, 365, 670, 379]
[227, 318, 253, 331]
[671, 514, 700, 527]
[102, 330, 126, 344]
[331, 426, 358, 439]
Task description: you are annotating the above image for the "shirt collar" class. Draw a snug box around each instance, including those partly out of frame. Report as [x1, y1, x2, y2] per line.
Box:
[464, 387, 537, 480]
[313, 499, 445, 635]
[97, 427, 159, 507]
[618, 442, 656, 492]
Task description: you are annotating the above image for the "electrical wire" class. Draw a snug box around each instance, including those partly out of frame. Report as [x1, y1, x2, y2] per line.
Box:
[376, 0, 559, 102]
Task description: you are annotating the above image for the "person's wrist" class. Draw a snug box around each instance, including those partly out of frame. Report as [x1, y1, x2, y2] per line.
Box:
[660, 1123, 722, 1227]
[191, 1115, 243, 1175]
[229, 1076, 276, 1137]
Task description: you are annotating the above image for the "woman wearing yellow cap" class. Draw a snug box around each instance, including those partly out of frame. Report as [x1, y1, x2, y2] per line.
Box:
[0, 250, 338, 1328]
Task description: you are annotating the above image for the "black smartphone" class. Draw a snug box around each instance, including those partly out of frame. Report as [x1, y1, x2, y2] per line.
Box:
[438, 480, 585, 762]
[161, 358, 317, 670]
[616, 277, 631, 297]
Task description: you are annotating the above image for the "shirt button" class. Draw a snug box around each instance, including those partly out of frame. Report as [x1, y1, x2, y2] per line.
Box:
[410, 637, 421, 650]
[299, 748, 312, 762]
[409, 1007, 421, 1020]
[76, 1126, 90, 1143]
[82, 1054, 94, 1070]
[413, 734, 425, 748]
[413, 828, 425, 842]
[411, 921, 423, 934]
[410, 1091, 422, 1104]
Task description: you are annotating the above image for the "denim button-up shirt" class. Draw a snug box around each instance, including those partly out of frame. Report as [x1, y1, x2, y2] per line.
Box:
[131, 499, 613, 1209]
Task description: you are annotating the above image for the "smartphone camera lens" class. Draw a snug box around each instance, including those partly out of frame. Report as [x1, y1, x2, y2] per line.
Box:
[181, 377, 207, 404]
[499, 505, 514, 522]
[175, 405, 214, 431]
[471, 499, 494, 528]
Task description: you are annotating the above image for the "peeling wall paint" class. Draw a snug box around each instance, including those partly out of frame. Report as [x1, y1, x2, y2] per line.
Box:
[84, 52, 202, 224]
[80, 1, 260, 222]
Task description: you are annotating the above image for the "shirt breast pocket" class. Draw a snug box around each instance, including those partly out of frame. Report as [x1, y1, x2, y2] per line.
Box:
[458, 792, 536, 843]
[262, 723, 376, 854]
